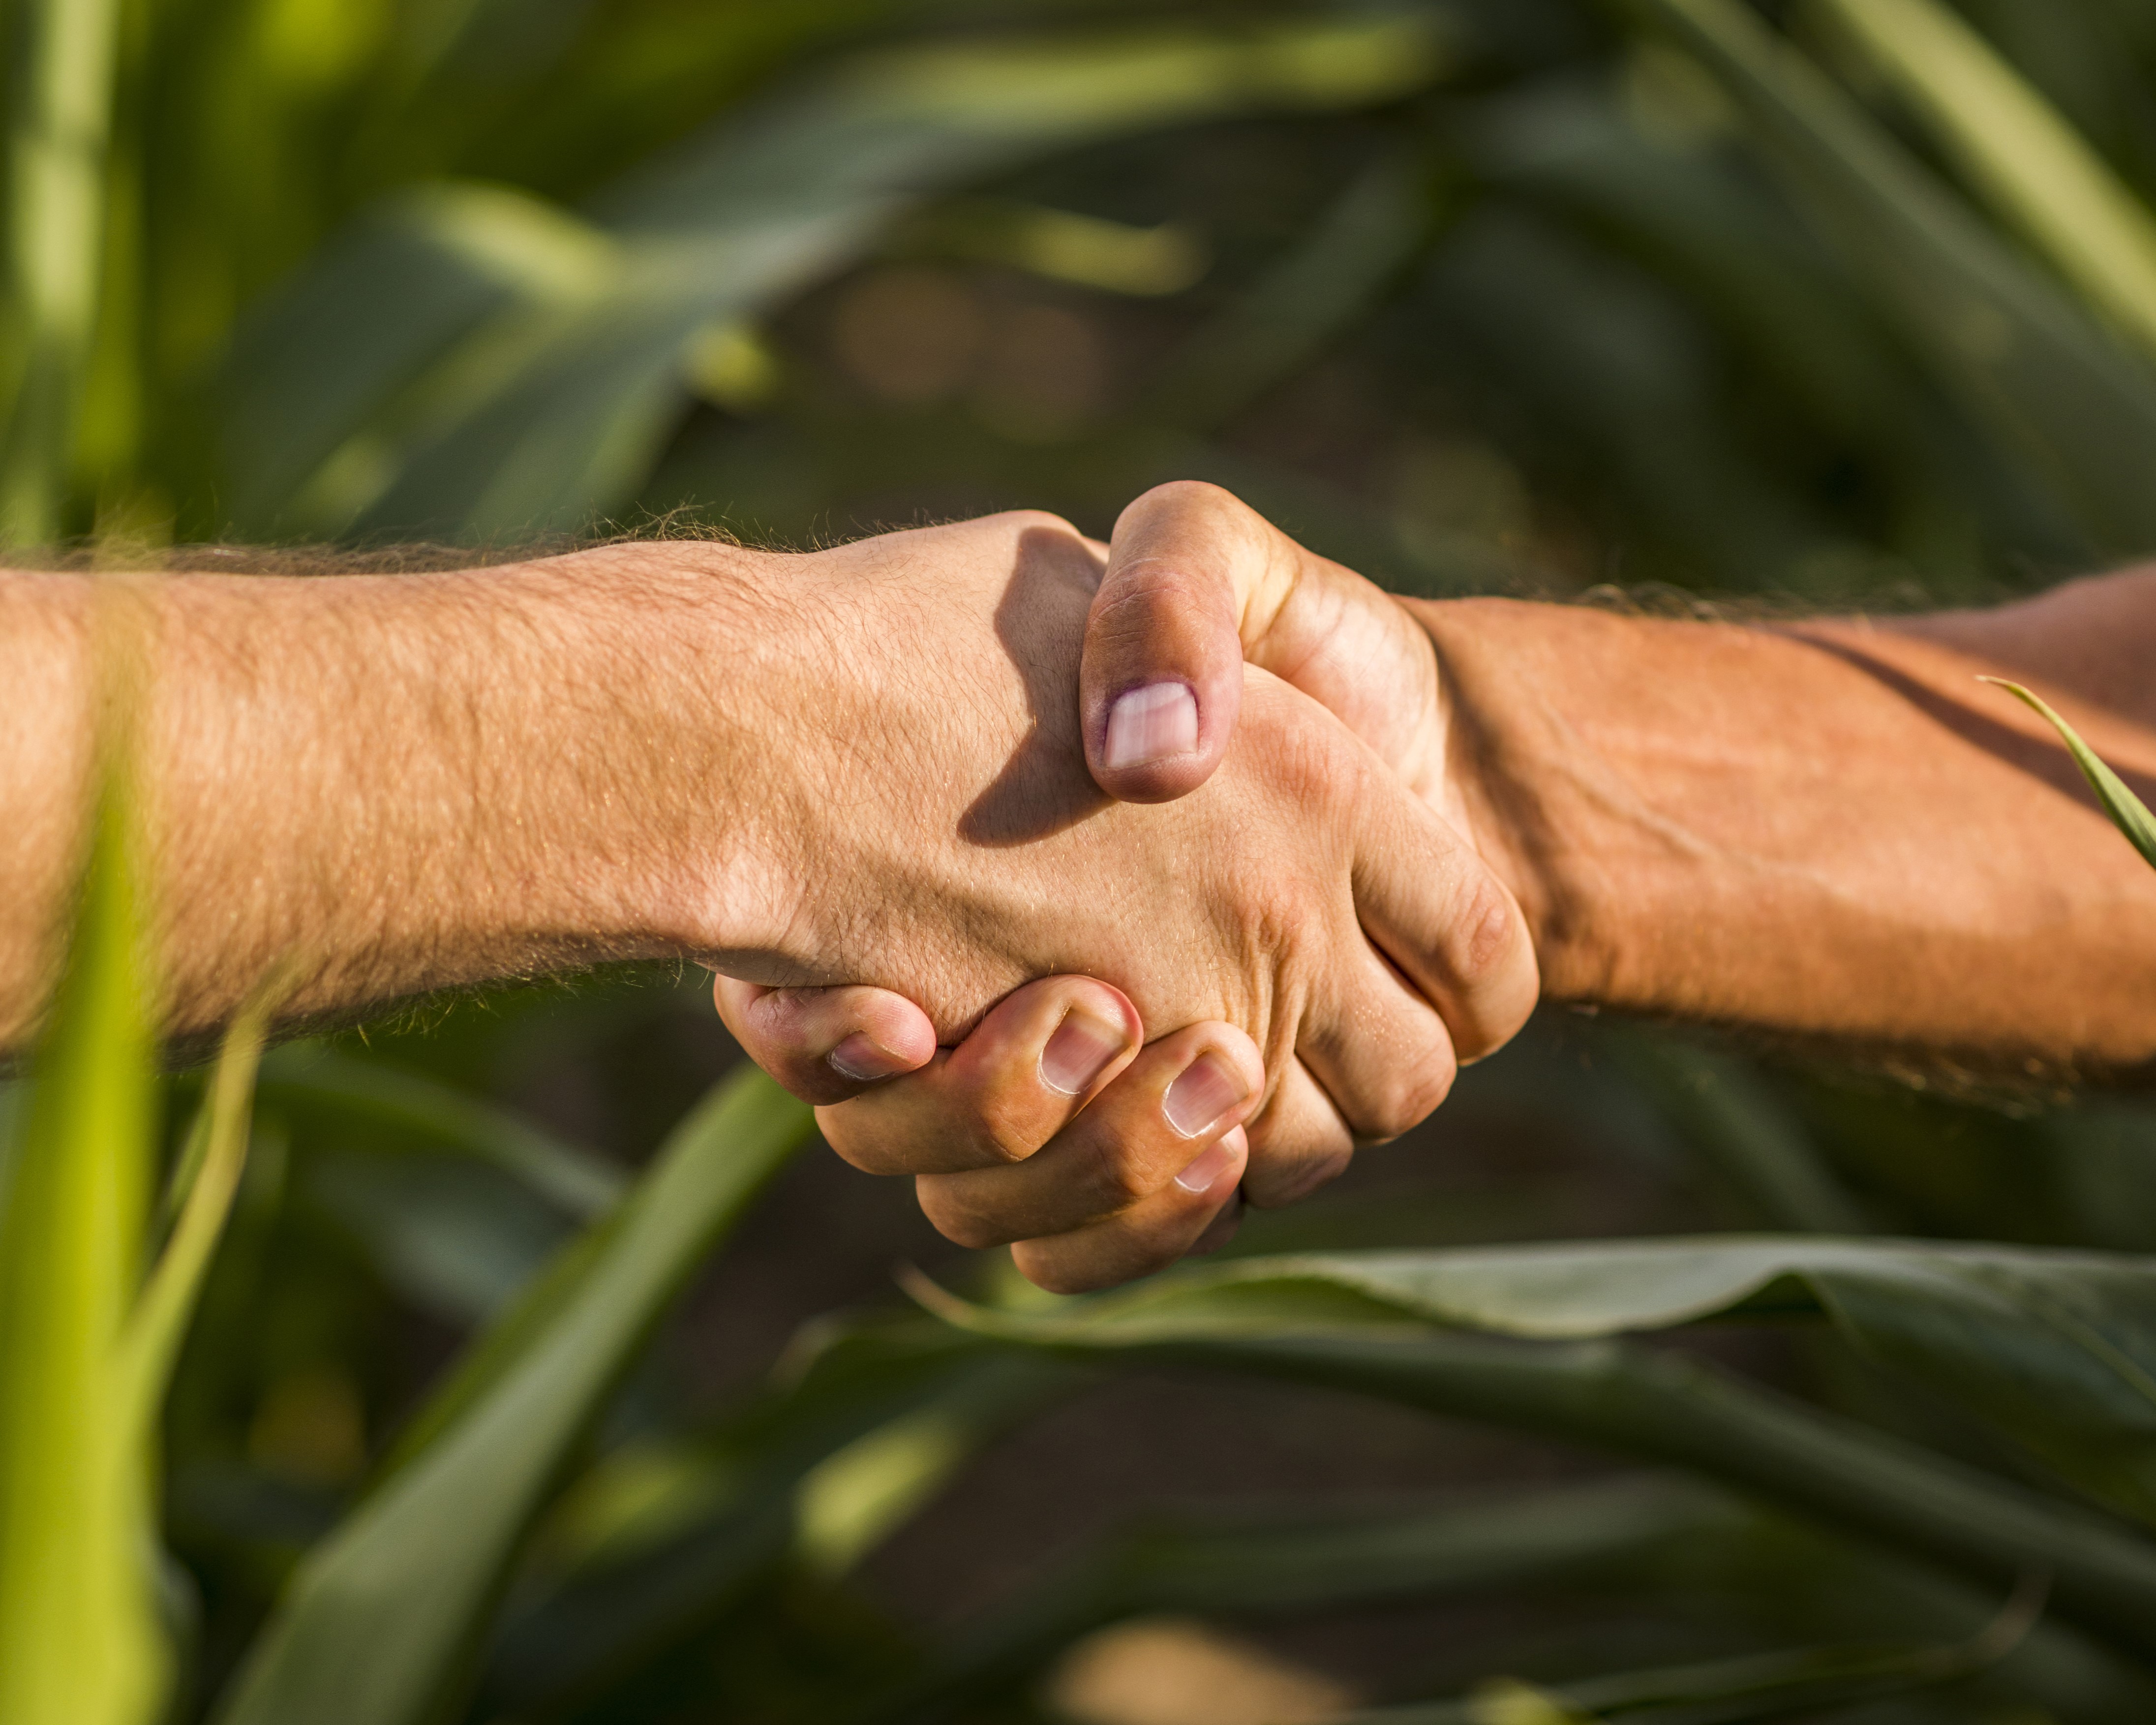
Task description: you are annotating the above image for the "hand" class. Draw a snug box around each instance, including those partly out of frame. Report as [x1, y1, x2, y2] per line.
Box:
[716, 488, 1537, 1286]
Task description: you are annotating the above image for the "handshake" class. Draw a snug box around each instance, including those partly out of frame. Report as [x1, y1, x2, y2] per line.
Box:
[698, 480, 1540, 1293]
[17, 471, 2111, 1288]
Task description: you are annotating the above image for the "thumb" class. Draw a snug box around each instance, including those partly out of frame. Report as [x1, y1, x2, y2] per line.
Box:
[1083, 481, 1443, 803]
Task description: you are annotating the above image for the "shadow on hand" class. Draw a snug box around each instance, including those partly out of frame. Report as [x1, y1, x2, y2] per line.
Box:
[960, 524, 1114, 849]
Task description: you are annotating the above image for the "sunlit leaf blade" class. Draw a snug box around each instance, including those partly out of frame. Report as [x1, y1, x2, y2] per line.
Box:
[912, 1248, 2156, 1660]
[1623, 0, 2156, 553]
[0, 787, 162, 1725]
[226, 11, 1454, 539]
[213, 1065, 812, 1725]
[1816, 0, 2156, 369]
[1983, 678, 2156, 874]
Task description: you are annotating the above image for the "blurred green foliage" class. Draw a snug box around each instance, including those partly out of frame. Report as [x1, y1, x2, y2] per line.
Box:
[12, 0, 2156, 1722]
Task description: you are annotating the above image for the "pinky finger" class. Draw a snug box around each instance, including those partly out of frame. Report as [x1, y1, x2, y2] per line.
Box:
[712, 976, 938, 1107]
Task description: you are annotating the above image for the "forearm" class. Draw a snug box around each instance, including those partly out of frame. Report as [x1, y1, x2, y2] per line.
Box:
[0, 546, 785, 1052]
[1415, 584, 2156, 1073]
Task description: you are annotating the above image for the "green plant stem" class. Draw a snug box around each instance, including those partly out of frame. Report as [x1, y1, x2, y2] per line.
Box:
[1, 0, 121, 542]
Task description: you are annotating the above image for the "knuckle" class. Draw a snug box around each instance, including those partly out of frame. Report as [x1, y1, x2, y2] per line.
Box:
[915, 1185, 1013, 1252]
[990, 506, 1081, 541]
[969, 1095, 1046, 1168]
[1075, 1134, 1157, 1213]
[1347, 1042, 1457, 1142]
[1454, 874, 1518, 985]
[1130, 478, 1236, 522]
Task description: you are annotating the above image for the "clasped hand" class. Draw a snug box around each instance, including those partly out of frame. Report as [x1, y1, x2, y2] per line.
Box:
[710, 482, 1537, 1291]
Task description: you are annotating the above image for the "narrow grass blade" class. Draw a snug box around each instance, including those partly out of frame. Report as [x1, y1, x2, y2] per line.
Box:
[1815, 0, 2156, 369]
[213, 1065, 813, 1725]
[119, 982, 279, 1429]
[0, 787, 162, 1725]
[1983, 678, 2156, 872]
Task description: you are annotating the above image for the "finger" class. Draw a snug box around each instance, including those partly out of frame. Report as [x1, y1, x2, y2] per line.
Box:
[816, 975, 1141, 1176]
[1239, 1055, 1357, 1208]
[1345, 750, 1540, 1063]
[1184, 1187, 1244, 1257]
[713, 976, 938, 1106]
[1083, 480, 1445, 803]
[1010, 1127, 1248, 1294]
[916, 1021, 1262, 1247]
[1083, 482, 1271, 802]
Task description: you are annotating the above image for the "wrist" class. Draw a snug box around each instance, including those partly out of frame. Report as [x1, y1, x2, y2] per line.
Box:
[1398, 597, 1559, 959]
[515, 539, 809, 969]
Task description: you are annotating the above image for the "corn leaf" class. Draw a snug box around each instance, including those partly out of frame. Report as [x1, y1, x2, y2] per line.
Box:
[477, 1325, 1057, 1715]
[1621, 0, 2156, 554]
[0, 788, 162, 1725]
[225, 10, 1454, 540]
[1357, 1590, 2041, 1725]
[213, 1065, 813, 1725]
[915, 1242, 2156, 1660]
[936, 1236, 2156, 1522]
[256, 1044, 624, 1221]
[1983, 678, 2156, 874]
[1814, 0, 2156, 370]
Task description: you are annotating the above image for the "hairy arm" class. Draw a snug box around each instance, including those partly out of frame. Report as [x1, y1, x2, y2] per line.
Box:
[0, 547, 790, 1050]
[1418, 571, 2156, 1075]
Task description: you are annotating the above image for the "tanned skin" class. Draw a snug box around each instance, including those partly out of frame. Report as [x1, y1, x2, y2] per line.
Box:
[11, 484, 2156, 1291]
[728, 485, 2156, 1289]
[0, 503, 1536, 1293]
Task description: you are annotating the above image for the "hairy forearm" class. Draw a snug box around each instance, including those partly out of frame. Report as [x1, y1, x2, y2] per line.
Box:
[1417, 579, 2156, 1073]
[0, 546, 785, 1052]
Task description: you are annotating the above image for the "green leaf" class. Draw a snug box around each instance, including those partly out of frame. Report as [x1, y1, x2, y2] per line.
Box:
[911, 1478, 1739, 1716]
[213, 1065, 813, 1725]
[938, 1236, 2156, 1521]
[1357, 1580, 2041, 1723]
[1983, 678, 2156, 873]
[0, 786, 163, 1725]
[227, 10, 1456, 539]
[1814, 0, 2156, 370]
[913, 1241, 2156, 1660]
[478, 1321, 1057, 1715]
[118, 984, 275, 1430]
[1602, 1032, 1871, 1234]
[256, 1044, 623, 1220]
[1620, 0, 2156, 554]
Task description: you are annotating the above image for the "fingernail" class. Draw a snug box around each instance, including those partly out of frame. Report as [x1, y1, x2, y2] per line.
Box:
[1174, 1131, 1242, 1194]
[829, 1033, 908, 1083]
[1163, 1052, 1249, 1138]
[1039, 1012, 1127, 1095]
[1103, 682, 1198, 770]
